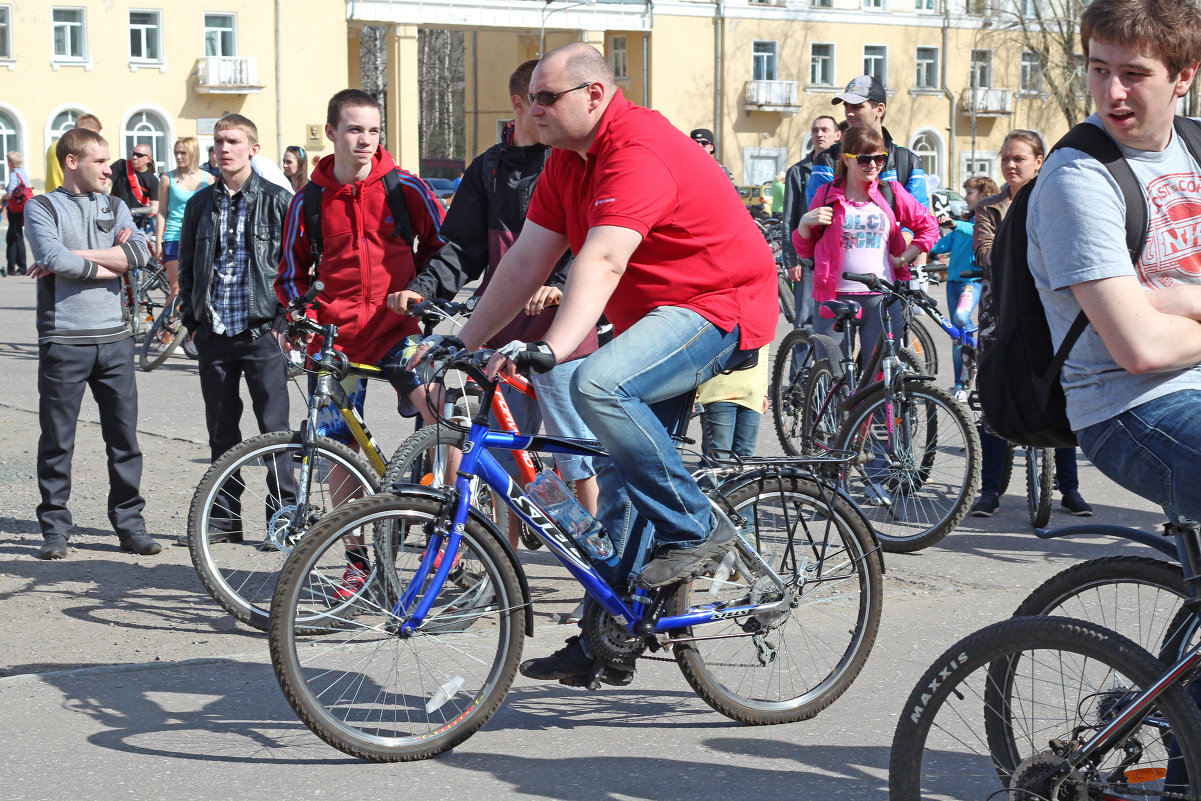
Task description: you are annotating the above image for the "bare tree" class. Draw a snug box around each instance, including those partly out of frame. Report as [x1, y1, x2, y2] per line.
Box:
[360, 26, 390, 148]
[418, 30, 465, 162]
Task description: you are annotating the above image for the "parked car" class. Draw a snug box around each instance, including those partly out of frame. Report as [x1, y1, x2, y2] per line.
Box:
[421, 177, 457, 208]
[739, 183, 772, 212]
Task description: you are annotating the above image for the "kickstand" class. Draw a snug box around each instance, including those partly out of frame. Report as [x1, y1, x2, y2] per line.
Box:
[586, 659, 606, 691]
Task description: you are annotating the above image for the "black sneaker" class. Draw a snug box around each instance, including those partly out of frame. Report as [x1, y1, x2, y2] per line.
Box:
[38, 535, 69, 560]
[633, 511, 737, 589]
[120, 532, 162, 555]
[518, 636, 634, 687]
[971, 493, 1000, 517]
[1061, 490, 1094, 517]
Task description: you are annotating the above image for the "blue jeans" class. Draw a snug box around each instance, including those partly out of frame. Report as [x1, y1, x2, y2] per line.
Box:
[1077, 390, 1201, 523]
[945, 280, 980, 387]
[571, 306, 744, 584]
[979, 427, 1079, 496]
[701, 402, 760, 459]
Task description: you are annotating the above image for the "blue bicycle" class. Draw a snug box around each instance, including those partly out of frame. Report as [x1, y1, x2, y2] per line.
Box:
[268, 346, 885, 761]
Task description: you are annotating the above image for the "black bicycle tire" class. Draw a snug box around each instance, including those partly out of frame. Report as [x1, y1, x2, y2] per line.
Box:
[139, 297, 184, 371]
[187, 430, 380, 631]
[269, 492, 524, 762]
[889, 616, 1201, 799]
[998, 441, 1016, 496]
[834, 379, 980, 552]
[800, 358, 838, 451]
[668, 475, 883, 724]
[778, 273, 797, 325]
[383, 425, 508, 540]
[1025, 446, 1054, 528]
[906, 315, 939, 377]
[769, 327, 815, 456]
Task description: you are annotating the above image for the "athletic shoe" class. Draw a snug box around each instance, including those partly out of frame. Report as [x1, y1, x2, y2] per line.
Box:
[971, 493, 1000, 517]
[120, 532, 162, 555]
[864, 482, 892, 506]
[1061, 490, 1094, 517]
[332, 564, 368, 601]
[634, 511, 737, 589]
[38, 535, 69, 560]
[518, 635, 634, 687]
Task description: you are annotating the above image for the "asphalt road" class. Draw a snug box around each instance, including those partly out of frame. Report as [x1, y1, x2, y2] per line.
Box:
[0, 243, 1174, 800]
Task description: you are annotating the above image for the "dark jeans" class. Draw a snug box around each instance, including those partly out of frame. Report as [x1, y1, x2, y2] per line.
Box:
[979, 427, 1079, 496]
[194, 327, 294, 533]
[6, 209, 26, 274]
[37, 339, 146, 539]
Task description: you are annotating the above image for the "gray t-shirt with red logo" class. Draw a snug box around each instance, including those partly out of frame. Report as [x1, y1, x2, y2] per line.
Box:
[1028, 114, 1201, 431]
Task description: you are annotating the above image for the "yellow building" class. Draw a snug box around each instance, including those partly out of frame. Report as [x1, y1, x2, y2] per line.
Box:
[0, 1, 349, 188]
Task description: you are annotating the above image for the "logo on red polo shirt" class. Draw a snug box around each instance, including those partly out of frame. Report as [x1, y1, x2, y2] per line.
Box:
[593, 197, 616, 207]
[1141, 171, 1201, 286]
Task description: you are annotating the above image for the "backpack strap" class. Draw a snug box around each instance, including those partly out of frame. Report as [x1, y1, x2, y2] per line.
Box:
[301, 181, 324, 275]
[891, 145, 912, 192]
[382, 169, 415, 249]
[878, 181, 896, 215]
[1055, 123, 1146, 263]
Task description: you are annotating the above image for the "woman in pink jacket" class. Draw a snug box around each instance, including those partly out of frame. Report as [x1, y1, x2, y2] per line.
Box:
[792, 124, 938, 363]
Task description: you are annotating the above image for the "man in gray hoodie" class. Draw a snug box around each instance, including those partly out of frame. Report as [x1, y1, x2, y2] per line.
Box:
[24, 127, 159, 559]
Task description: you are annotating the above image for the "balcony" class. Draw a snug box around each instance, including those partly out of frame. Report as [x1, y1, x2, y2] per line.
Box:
[195, 56, 264, 94]
[961, 87, 1014, 116]
[743, 80, 800, 115]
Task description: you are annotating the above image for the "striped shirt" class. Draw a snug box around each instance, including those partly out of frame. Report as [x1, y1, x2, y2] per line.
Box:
[209, 182, 250, 336]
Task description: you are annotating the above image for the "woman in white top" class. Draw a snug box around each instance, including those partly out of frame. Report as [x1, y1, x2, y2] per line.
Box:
[155, 137, 213, 300]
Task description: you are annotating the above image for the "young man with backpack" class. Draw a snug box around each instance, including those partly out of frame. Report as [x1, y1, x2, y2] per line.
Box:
[1025, 0, 1201, 523]
[3, 150, 31, 276]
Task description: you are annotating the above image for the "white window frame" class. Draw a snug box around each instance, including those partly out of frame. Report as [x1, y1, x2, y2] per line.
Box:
[0, 6, 12, 62]
[810, 43, 835, 87]
[752, 40, 778, 82]
[610, 35, 628, 81]
[1020, 50, 1043, 94]
[862, 0, 884, 9]
[863, 45, 888, 88]
[811, 0, 833, 6]
[915, 46, 939, 90]
[51, 7, 89, 66]
[203, 12, 237, 58]
[970, 48, 993, 89]
[909, 129, 943, 189]
[960, 150, 996, 184]
[915, 0, 935, 9]
[121, 106, 173, 175]
[129, 9, 164, 66]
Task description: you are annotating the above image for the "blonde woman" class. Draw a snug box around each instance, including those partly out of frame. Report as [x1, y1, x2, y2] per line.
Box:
[155, 137, 213, 298]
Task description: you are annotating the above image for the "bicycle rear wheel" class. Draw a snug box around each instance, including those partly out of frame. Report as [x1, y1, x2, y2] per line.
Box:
[139, 296, 185, 371]
[1025, 446, 1054, 528]
[187, 431, 379, 631]
[269, 493, 525, 762]
[668, 474, 883, 724]
[835, 379, 979, 552]
[770, 327, 815, 456]
[889, 616, 1201, 800]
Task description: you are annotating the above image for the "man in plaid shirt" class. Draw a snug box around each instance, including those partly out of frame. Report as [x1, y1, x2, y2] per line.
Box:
[177, 114, 295, 544]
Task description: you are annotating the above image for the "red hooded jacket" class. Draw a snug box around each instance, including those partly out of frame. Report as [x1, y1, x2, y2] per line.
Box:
[277, 147, 445, 364]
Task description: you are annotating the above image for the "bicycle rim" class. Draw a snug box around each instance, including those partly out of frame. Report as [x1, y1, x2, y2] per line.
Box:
[669, 475, 883, 724]
[770, 328, 815, 456]
[889, 616, 1201, 800]
[269, 493, 524, 762]
[188, 431, 380, 631]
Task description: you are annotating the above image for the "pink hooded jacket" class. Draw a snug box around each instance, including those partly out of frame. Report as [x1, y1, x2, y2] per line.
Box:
[792, 179, 938, 303]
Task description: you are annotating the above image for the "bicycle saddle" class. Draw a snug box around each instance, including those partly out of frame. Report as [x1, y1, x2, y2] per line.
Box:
[818, 300, 863, 322]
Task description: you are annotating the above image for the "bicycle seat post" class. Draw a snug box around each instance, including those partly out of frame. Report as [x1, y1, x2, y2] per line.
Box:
[1169, 520, 1201, 603]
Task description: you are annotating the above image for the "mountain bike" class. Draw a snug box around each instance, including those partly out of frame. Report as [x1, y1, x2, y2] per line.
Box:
[139, 295, 198, 371]
[268, 344, 885, 762]
[120, 260, 170, 344]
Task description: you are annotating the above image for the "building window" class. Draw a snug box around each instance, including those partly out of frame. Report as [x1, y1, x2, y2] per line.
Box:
[915, 0, 934, 8]
[863, 0, 884, 9]
[811, 0, 833, 5]
[1021, 0, 1040, 17]
[610, 36, 628, 81]
[910, 131, 941, 185]
[0, 109, 17, 186]
[0, 6, 11, 60]
[864, 45, 887, 87]
[1021, 51, 1043, 94]
[970, 49, 993, 89]
[811, 43, 834, 86]
[204, 13, 236, 57]
[752, 41, 777, 82]
[52, 7, 87, 61]
[129, 10, 162, 63]
[967, 0, 992, 13]
[123, 110, 168, 173]
[915, 47, 939, 89]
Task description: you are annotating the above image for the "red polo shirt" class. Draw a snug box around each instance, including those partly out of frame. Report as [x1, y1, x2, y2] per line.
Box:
[526, 90, 777, 349]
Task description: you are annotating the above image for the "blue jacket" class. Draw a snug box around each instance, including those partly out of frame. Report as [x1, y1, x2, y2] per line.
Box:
[929, 220, 978, 282]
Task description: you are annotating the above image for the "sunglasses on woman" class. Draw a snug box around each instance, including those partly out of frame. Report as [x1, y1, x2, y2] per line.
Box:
[844, 152, 887, 168]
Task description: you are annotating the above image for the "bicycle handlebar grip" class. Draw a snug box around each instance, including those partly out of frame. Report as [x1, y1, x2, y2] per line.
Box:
[302, 280, 324, 303]
[842, 272, 881, 291]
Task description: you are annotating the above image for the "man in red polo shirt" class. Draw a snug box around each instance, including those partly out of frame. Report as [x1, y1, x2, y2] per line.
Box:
[454, 42, 776, 685]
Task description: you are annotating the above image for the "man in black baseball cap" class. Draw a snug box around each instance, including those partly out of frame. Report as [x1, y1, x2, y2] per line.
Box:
[689, 127, 734, 183]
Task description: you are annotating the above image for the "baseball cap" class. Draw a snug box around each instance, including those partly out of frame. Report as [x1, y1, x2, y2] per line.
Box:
[690, 128, 715, 145]
[832, 75, 887, 106]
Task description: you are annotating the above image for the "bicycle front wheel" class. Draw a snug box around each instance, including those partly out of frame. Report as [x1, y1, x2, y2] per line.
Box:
[1015, 555, 1201, 665]
[139, 296, 185, 371]
[269, 493, 525, 762]
[889, 616, 1201, 800]
[668, 474, 883, 724]
[1025, 446, 1054, 528]
[835, 380, 980, 552]
[905, 316, 939, 377]
[187, 431, 380, 630]
[770, 327, 816, 456]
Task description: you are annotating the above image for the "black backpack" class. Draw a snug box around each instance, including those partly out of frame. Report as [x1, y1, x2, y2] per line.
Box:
[301, 168, 414, 274]
[976, 118, 1201, 448]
